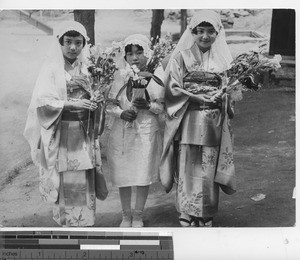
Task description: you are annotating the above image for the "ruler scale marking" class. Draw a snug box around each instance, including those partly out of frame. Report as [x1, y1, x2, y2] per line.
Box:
[0, 231, 173, 259]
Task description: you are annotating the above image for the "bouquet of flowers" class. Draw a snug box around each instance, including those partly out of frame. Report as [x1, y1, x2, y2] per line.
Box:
[184, 43, 282, 102]
[118, 34, 176, 127]
[147, 34, 176, 74]
[86, 42, 122, 135]
[222, 44, 282, 100]
[87, 43, 122, 101]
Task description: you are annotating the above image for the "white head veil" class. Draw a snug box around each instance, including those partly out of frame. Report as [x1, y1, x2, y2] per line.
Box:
[115, 34, 152, 72]
[24, 21, 89, 165]
[110, 34, 152, 97]
[123, 34, 152, 58]
[55, 20, 90, 65]
[165, 10, 233, 75]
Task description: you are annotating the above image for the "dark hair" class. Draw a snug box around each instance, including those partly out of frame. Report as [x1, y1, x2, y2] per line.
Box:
[58, 30, 86, 47]
[124, 44, 144, 54]
[191, 21, 215, 35]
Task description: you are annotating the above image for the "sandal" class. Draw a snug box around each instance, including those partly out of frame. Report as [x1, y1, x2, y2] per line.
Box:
[198, 217, 213, 227]
[179, 213, 192, 227]
[190, 216, 198, 227]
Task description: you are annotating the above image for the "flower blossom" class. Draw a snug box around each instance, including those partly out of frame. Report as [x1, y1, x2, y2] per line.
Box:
[269, 55, 282, 70]
[112, 41, 123, 50]
[104, 47, 113, 55]
[131, 65, 140, 74]
[140, 79, 148, 86]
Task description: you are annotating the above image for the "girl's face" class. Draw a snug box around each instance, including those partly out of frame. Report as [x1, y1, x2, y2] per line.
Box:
[193, 25, 218, 52]
[125, 45, 147, 70]
[61, 35, 84, 62]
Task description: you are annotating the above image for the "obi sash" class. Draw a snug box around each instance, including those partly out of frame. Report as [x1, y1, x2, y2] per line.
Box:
[180, 102, 222, 146]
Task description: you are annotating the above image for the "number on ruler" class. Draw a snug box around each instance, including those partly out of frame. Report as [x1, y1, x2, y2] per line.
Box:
[135, 250, 145, 255]
[129, 250, 145, 258]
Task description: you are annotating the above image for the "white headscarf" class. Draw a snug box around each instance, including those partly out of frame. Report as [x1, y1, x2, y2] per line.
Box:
[54, 20, 90, 65]
[110, 34, 152, 97]
[165, 10, 233, 76]
[114, 33, 152, 72]
[24, 21, 89, 165]
[123, 34, 152, 58]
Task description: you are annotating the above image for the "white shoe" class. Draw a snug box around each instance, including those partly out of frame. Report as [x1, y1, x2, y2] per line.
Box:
[132, 210, 144, 228]
[120, 211, 132, 227]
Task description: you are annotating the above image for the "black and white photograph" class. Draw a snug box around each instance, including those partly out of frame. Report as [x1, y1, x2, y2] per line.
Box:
[0, 0, 298, 258]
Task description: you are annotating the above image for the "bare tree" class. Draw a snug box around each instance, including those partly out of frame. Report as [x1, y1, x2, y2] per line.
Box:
[74, 10, 95, 45]
[150, 10, 165, 45]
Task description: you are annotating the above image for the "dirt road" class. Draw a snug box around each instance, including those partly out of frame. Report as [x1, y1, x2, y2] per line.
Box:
[0, 84, 295, 228]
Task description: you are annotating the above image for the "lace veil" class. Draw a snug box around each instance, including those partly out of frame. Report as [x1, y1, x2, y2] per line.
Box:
[165, 10, 233, 77]
[23, 21, 89, 165]
[110, 34, 153, 98]
[114, 34, 152, 74]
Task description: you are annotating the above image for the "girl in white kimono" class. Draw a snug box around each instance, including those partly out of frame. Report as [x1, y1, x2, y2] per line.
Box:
[24, 21, 104, 227]
[106, 34, 164, 227]
[160, 10, 236, 227]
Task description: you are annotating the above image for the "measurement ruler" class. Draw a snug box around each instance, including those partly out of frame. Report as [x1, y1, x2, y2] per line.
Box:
[0, 230, 173, 259]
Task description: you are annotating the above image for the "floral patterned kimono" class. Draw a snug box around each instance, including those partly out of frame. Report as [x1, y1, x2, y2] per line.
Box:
[37, 59, 101, 226]
[160, 43, 236, 219]
[24, 21, 102, 227]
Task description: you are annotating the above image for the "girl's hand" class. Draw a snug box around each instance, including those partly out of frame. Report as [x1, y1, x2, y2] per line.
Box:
[91, 91, 105, 104]
[120, 110, 137, 122]
[190, 93, 213, 103]
[76, 99, 98, 111]
[132, 98, 150, 110]
[65, 99, 98, 111]
[210, 91, 224, 103]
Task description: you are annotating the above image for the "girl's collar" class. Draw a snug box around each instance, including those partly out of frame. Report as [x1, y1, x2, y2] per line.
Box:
[64, 56, 79, 68]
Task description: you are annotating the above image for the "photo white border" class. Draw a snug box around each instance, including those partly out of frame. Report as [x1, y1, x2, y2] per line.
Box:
[0, 0, 299, 259]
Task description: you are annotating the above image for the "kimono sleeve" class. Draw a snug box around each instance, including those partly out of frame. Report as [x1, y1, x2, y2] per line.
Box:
[36, 67, 65, 130]
[165, 53, 190, 117]
[37, 105, 63, 130]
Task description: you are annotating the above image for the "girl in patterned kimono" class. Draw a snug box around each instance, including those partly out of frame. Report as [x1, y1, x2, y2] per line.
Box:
[24, 21, 104, 227]
[160, 10, 236, 227]
[106, 34, 164, 227]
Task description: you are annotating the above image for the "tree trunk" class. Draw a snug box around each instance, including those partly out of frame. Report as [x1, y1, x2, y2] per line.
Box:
[74, 10, 95, 45]
[180, 9, 188, 36]
[150, 9, 164, 45]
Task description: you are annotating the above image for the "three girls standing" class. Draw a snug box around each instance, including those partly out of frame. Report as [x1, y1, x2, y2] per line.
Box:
[24, 10, 236, 228]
